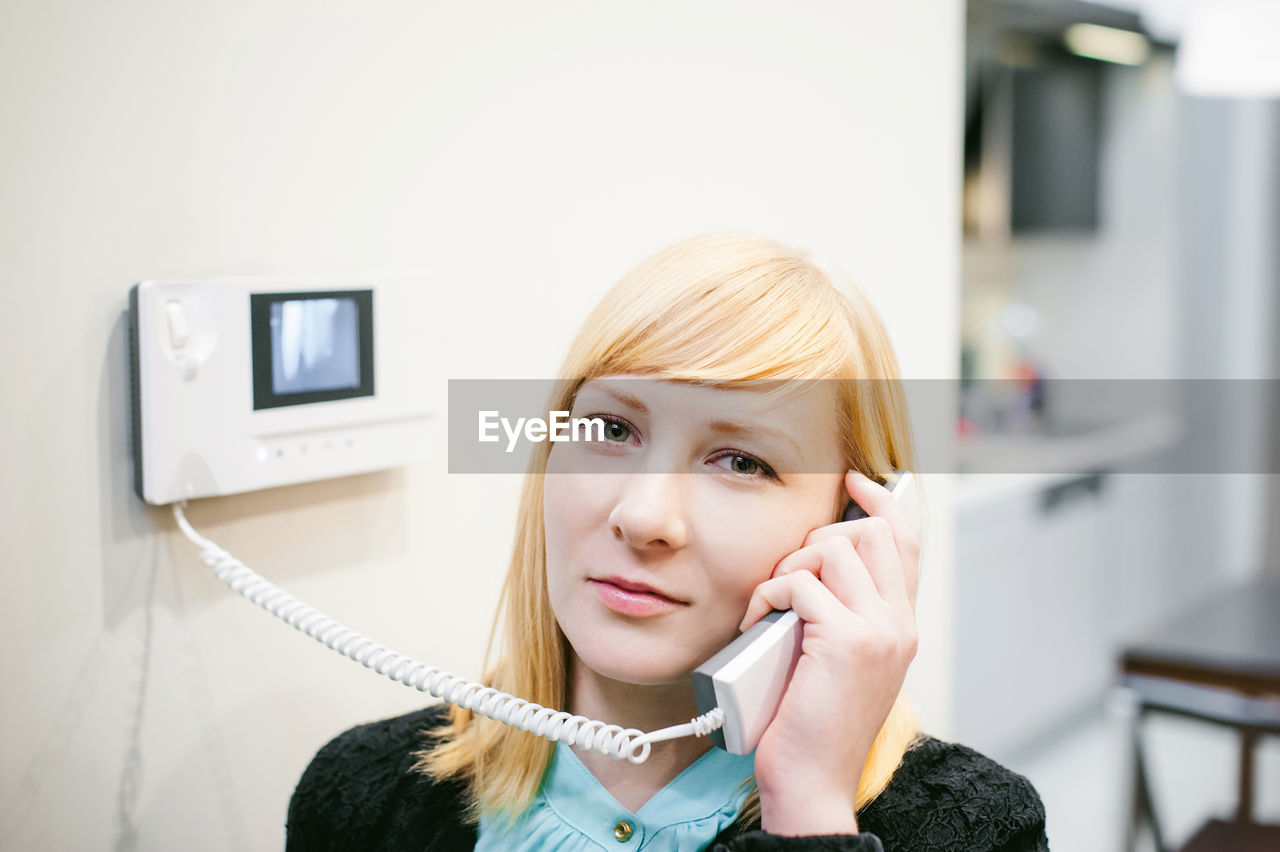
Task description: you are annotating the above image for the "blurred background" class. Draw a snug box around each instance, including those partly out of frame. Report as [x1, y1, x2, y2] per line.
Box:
[955, 2, 1279, 851]
[0, 1, 1275, 850]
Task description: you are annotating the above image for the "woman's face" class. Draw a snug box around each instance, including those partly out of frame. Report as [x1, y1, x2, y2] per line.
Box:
[544, 376, 847, 686]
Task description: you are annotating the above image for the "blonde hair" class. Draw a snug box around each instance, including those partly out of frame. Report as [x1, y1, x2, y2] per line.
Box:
[413, 233, 922, 827]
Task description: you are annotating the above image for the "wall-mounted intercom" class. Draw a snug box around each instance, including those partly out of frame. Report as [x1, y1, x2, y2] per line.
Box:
[129, 274, 435, 505]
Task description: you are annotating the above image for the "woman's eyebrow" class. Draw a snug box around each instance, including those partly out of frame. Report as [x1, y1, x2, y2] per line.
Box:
[707, 420, 801, 457]
[589, 386, 649, 413]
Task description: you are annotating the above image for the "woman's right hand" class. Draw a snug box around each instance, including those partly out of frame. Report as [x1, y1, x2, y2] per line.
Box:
[739, 471, 920, 836]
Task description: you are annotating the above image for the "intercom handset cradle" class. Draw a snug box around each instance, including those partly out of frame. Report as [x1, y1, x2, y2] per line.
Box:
[692, 470, 922, 755]
[172, 470, 921, 764]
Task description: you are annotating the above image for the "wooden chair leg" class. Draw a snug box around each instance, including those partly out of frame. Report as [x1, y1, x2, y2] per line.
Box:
[1127, 708, 1167, 852]
[1236, 729, 1258, 824]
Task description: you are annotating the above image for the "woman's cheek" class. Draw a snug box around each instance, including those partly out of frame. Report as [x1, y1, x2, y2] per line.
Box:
[699, 548, 777, 632]
[708, 511, 795, 582]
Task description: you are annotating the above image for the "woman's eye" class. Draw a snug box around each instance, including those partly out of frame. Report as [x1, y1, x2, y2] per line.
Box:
[712, 452, 777, 480]
[595, 416, 633, 443]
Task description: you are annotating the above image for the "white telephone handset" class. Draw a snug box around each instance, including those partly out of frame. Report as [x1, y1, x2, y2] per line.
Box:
[692, 470, 923, 754]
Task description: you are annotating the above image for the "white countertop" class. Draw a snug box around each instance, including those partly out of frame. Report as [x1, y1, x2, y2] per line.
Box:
[954, 414, 1181, 511]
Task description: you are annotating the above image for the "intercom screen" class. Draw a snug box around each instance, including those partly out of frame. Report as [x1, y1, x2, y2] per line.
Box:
[250, 289, 374, 410]
[270, 298, 360, 394]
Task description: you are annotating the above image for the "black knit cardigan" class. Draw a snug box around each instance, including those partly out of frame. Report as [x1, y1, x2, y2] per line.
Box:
[286, 704, 1049, 851]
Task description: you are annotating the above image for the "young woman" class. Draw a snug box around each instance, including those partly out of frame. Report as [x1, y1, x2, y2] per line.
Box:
[286, 234, 1049, 851]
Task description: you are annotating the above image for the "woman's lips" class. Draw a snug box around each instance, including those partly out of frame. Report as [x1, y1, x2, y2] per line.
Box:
[588, 577, 687, 617]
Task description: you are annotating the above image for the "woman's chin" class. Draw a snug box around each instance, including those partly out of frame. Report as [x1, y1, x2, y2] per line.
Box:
[560, 612, 738, 688]
[581, 656, 690, 687]
[572, 642, 700, 687]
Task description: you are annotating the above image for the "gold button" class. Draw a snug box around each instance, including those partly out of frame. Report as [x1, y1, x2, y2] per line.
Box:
[613, 820, 633, 842]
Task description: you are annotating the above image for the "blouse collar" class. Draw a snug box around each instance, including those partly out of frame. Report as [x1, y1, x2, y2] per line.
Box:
[545, 741, 756, 847]
[478, 741, 756, 851]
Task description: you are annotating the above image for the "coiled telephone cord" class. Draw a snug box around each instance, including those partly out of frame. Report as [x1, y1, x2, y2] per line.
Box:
[172, 503, 724, 764]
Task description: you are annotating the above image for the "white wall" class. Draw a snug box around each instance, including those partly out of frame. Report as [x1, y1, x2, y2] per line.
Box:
[0, 2, 962, 848]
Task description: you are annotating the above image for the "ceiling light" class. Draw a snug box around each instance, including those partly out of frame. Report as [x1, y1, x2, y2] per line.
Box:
[1064, 22, 1151, 66]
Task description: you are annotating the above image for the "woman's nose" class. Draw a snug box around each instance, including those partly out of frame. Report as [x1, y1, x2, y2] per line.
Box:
[608, 472, 690, 551]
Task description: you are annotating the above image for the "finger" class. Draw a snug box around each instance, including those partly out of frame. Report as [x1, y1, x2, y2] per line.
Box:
[772, 537, 884, 617]
[825, 471, 920, 607]
[828, 472, 913, 544]
[840, 471, 906, 521]
[770, 543, 824, 579]
[739, 570, 845, 632]
[803, 516, 910, 615]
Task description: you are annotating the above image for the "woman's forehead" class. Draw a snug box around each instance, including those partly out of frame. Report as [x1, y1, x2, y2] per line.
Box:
[577, 376, 840, 435]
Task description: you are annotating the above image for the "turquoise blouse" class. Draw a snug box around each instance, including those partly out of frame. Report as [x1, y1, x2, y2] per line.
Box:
[476, 741, 757, 851]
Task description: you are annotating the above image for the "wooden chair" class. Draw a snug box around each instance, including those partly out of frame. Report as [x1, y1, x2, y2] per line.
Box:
[1118, 577, 1280, 852]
